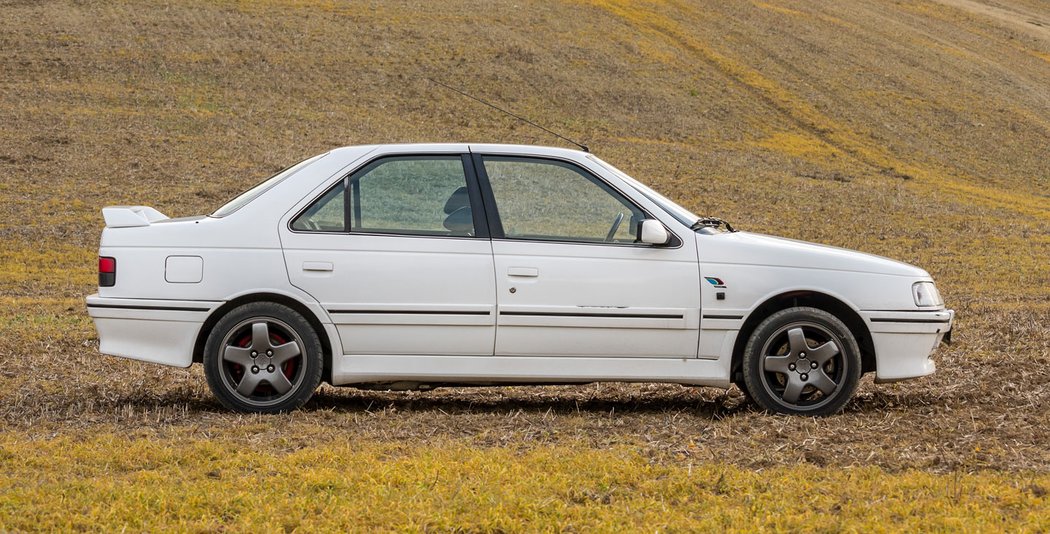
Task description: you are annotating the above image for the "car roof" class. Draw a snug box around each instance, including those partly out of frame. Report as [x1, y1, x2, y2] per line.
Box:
[328, 143, 590, 160]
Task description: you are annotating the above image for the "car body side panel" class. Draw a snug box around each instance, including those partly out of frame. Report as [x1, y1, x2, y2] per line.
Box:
[86, 295, 220, 367]
[863, 309, 952, 381]
[471, 144, 704, 359]
[282, 234, 498, 356]
[491, 239, 701, 358]
[696, 232, 930, 312]
[89, 149, 386, 366]
[696, 232, 949, 379]
[86, 143, 949, 390]
[98, 246, 290, 301]
[276, 144, 497, 358]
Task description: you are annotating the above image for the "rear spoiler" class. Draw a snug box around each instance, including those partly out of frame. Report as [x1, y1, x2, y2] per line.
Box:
[102, 206, 169, 228]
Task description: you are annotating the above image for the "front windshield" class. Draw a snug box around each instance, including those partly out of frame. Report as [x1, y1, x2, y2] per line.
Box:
[211, 153, 327, 217]
[587, 155, 699, 227]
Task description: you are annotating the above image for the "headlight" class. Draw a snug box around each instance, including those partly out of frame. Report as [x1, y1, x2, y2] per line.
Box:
[912, 281, 943, 307]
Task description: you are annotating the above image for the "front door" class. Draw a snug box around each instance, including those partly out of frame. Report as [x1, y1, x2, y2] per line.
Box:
[475, 154, 701, 358]
[281, 153, 497, 356]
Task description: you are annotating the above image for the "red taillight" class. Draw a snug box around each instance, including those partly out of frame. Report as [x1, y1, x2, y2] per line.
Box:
[99, 257, 116, 273]
[99, 256, 116, 287]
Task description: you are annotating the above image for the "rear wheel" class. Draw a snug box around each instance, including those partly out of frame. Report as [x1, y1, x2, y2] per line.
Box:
[742, 307, 861, 416]
[203, 302, 323, 413]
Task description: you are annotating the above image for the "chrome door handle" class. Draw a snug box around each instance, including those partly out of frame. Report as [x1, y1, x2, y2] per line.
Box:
[508, 267, 539, 277]
[303, 261, 334, 272]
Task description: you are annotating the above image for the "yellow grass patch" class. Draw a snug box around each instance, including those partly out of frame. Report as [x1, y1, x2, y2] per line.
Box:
[754, 131, 844, 162]
[0, 435, 1046, 532]
[0, 245, 95, 288]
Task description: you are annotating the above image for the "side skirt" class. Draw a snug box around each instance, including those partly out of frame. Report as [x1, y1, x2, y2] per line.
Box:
[331, 354, 733, 388]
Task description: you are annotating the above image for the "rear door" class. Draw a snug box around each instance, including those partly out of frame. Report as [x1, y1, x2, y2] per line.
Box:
[279, 147, 497, 356]
[473, 150, 701, 358]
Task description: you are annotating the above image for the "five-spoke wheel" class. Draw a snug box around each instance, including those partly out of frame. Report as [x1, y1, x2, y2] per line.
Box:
[204, 302, 323, 413]
[742, 307, 861, 416]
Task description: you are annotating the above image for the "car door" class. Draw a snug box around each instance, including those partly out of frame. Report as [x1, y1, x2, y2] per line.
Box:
[473, 150, 701, 358]
[280, 149, 497, 356]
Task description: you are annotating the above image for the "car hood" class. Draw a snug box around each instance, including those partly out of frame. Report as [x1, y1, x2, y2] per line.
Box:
[697, 231, 929, 278]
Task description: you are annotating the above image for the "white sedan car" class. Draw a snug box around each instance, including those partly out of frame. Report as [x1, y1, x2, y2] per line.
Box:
[87, 144, 953, 415]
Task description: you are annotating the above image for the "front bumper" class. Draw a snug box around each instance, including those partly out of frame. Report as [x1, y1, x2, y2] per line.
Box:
[861, 309, 954, 383]
[86, 294, 221, 367]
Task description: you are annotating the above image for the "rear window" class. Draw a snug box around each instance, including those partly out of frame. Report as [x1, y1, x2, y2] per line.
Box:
[211, 153, 326, 218]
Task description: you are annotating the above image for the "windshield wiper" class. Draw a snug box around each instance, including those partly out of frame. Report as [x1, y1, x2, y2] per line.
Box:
[691, 217, 736, 233]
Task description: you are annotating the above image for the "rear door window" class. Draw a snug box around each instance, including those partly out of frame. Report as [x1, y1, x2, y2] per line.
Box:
[292, 156, 479, 237]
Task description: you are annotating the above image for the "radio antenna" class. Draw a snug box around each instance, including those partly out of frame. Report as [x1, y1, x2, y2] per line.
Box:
[426, 77, 589, 152]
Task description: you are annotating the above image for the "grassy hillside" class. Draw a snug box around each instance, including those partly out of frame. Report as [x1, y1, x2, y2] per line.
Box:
[1, 0, 1047, 530]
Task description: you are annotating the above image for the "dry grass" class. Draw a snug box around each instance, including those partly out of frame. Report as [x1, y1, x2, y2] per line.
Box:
[1, 435, 1047, 531]
[1, 0, 1048, 529]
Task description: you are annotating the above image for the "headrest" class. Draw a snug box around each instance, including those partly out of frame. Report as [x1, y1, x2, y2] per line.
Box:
[443, 186, 470, 214]
[443, 206, 473, 234]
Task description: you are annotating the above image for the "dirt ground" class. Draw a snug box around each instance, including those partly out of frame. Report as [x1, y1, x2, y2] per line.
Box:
[0, 0, 1048, 526]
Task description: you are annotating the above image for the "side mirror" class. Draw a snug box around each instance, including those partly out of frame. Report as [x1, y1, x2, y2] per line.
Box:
[638, 219, 671, 245]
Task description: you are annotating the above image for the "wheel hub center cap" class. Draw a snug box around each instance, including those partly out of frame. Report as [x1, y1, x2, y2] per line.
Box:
[253, 355, 275, 372]
[793, 357, 815, 375]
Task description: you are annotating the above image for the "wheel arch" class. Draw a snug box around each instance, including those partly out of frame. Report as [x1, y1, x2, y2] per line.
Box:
[192, 292, 334, 384]
[730, 290, 876, 382]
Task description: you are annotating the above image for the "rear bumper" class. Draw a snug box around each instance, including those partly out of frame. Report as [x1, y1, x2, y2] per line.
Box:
[86, 294, 221, 367]
[862, 309, 954, 383]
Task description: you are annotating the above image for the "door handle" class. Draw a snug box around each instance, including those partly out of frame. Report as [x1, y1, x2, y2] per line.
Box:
[508, 267, 539, 277]
[303, 261, 334, 272]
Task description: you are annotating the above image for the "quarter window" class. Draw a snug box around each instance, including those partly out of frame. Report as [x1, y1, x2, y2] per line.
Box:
[483, 157, 644, 243]
[291, 181, 345, 232]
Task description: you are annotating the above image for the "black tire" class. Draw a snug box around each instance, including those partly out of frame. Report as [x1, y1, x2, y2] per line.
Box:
[203, 302, 324, 413]
[742, 307, 861, 416]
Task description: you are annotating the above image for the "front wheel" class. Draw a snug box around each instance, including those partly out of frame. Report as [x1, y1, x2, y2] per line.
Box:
[203, 302, 324, 413]
[742, 307, 861, 416]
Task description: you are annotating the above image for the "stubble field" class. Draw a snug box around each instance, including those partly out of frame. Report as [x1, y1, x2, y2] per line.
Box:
[1, 0, 1048, 530]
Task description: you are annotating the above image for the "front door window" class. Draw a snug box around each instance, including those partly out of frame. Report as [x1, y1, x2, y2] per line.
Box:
[482, 157, 644, 243]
